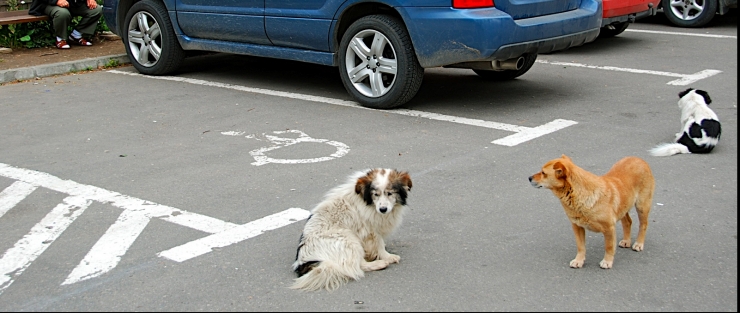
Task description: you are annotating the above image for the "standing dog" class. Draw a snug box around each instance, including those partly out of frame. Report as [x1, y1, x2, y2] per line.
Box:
[291, 168, 412, 291]
[529, 155, 655, 269]
[650, 88, 721, 156]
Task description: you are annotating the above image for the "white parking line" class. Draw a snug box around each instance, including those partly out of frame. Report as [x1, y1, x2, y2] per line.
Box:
[493, 119, 578, 146]
[0, 196, 92, 294]
[107, 70, 576, 146]
[536, 60, 722, 86]
[63, 209, 151, 285]
[0, 162, 311, 290]
[158, 208, 311, 262]
[625, 29, 737, 39]
[0, 163, 238, 234]
[0, 181, 37, 218]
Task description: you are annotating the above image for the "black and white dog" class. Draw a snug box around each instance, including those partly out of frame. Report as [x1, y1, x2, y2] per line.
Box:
[650, 88, 721, 157]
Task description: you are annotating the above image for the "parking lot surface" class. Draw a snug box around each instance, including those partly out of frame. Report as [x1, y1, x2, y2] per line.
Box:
[0, 13, 736, 311]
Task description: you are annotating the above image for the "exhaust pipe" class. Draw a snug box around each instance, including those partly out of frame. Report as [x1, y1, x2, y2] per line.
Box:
[491, 56, 525, 71]
[444, 56, 525, 71]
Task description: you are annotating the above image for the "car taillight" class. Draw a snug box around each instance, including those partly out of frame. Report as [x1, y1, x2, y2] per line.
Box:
[452, 0, 494, 9]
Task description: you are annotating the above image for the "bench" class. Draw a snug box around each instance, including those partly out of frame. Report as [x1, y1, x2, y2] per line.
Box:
[0, 10, 48, 26]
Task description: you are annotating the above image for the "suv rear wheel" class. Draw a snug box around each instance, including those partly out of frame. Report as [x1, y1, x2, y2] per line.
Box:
[338, 15, 424, 109]
[123, 0, 185, 75]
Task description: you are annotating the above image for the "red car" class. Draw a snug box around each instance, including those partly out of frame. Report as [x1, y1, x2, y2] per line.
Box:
[600, 0, 662, 38]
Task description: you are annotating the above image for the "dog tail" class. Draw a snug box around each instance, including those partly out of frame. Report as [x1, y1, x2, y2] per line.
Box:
[649, 143, 690, 157]
[289, 260, 361, 291]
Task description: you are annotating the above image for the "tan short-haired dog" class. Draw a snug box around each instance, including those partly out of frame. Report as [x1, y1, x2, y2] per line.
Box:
[529, 155, 655, 269]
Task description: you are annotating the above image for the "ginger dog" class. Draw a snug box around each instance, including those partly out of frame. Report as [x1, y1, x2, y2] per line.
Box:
[529, 155, 655, 269]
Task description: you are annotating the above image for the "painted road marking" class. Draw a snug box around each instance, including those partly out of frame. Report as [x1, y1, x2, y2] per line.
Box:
[107, 70, 577, 147]
[536, 60, 721, 86]
[159, 208, 311, 262]
[492, 119, 578, 147]
[0, 181, 37, 218]
[63, 209, 151, 285]
[625, 29, 737, 39]
[0, 196, 92, 294]
[0, 162, 310, 292]
[222, 130, 351, 166]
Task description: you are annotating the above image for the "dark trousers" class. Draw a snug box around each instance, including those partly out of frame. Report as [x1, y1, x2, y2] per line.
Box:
[44, 5, 103, 39]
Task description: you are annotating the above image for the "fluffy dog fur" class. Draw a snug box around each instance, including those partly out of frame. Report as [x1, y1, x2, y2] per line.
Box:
[650, 88, 721, 156]
[529, 155, 655, 269]
[291, 168, 412, 291]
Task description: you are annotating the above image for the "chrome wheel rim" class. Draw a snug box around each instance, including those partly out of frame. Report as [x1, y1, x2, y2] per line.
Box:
[344, 29, 398, 98]
[127, 11, 162, 68]
[668, 0, 705, 21]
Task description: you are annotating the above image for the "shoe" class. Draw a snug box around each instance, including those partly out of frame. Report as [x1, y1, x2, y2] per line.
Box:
[55, 40, 70, 49]
[68, 35, 92, 46]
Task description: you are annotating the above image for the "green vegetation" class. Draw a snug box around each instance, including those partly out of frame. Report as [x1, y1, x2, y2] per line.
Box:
[105, 58, 120, 68]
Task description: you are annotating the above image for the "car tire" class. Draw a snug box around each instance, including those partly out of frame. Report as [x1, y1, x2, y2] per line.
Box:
[338, 15, 424, 109]
[123, 0, 185, 75]
[472, 53, 537, 81]
[662, 0, 718, 27]
[598, 22, 630, 38]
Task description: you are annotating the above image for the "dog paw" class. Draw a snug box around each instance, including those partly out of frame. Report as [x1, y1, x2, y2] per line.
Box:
[632, 242, 644, 251]
[361, 259, 389, 271]
[599, 260, 613, 269]
[569, 259, 584, 268]
[618, 239, 631, 248]
[381, 253, 401, 264]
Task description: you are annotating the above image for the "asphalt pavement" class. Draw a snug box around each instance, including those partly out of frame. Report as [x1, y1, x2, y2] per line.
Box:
[0, 12, 736, 311]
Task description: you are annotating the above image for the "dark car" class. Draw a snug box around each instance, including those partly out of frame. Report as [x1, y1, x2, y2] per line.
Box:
[661, 0, 737, 27]
[102, 0, 602, 109]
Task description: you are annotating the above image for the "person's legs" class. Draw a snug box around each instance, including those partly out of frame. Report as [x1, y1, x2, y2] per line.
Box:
[68, 4, 103, 44]
[44, 5, 72, 48]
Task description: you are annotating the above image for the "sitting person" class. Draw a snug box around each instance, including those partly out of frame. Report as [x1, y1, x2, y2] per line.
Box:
[29, 0, 103, 49]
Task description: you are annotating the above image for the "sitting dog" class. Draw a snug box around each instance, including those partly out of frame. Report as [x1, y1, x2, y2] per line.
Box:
[291, 168, 412, 291]
[650, 88, 721, 156]
[529, 155, 655, 269]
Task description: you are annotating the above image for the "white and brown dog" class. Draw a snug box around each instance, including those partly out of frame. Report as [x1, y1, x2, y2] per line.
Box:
[650, 88, 721, 156]
[291, 168, 412, 291]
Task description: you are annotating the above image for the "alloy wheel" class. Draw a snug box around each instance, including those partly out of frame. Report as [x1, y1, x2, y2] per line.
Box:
[668, 0, 706, 21]
[344, 29, 398, 98]
[127, 11, 162, 68]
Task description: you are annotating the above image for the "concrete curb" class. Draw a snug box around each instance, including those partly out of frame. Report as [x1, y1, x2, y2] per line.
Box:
[0, 54, 130, 84]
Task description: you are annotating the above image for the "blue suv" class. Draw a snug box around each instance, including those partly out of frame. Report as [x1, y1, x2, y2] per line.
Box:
[102, 0, 602, 109]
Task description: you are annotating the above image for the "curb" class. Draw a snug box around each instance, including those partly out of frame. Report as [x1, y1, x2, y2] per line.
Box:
[0, 54, 131, 84]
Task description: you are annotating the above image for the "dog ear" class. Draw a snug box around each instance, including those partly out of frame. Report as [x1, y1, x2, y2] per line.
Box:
[391, 171, 412, 205]
[355, 175, 375, 205]
[355, 175, 370, 195]
[397, 171, 412, 191]
[678, 88, 694, 99]
[560, 154, 571, 160]
[553, 162, 567, 178]
[695, 89, 712, 105]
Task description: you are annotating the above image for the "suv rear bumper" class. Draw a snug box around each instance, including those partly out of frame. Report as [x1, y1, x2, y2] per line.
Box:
[399, 1, 602, 68]
[491, 29, 600, 60]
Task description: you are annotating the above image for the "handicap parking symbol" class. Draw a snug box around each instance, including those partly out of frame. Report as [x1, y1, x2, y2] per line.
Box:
[222, 129, 350, 166]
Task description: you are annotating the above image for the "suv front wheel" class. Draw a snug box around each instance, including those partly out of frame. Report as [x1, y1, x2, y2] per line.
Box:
[123, 0, 185, 75]
[338, 15, 424, 109]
